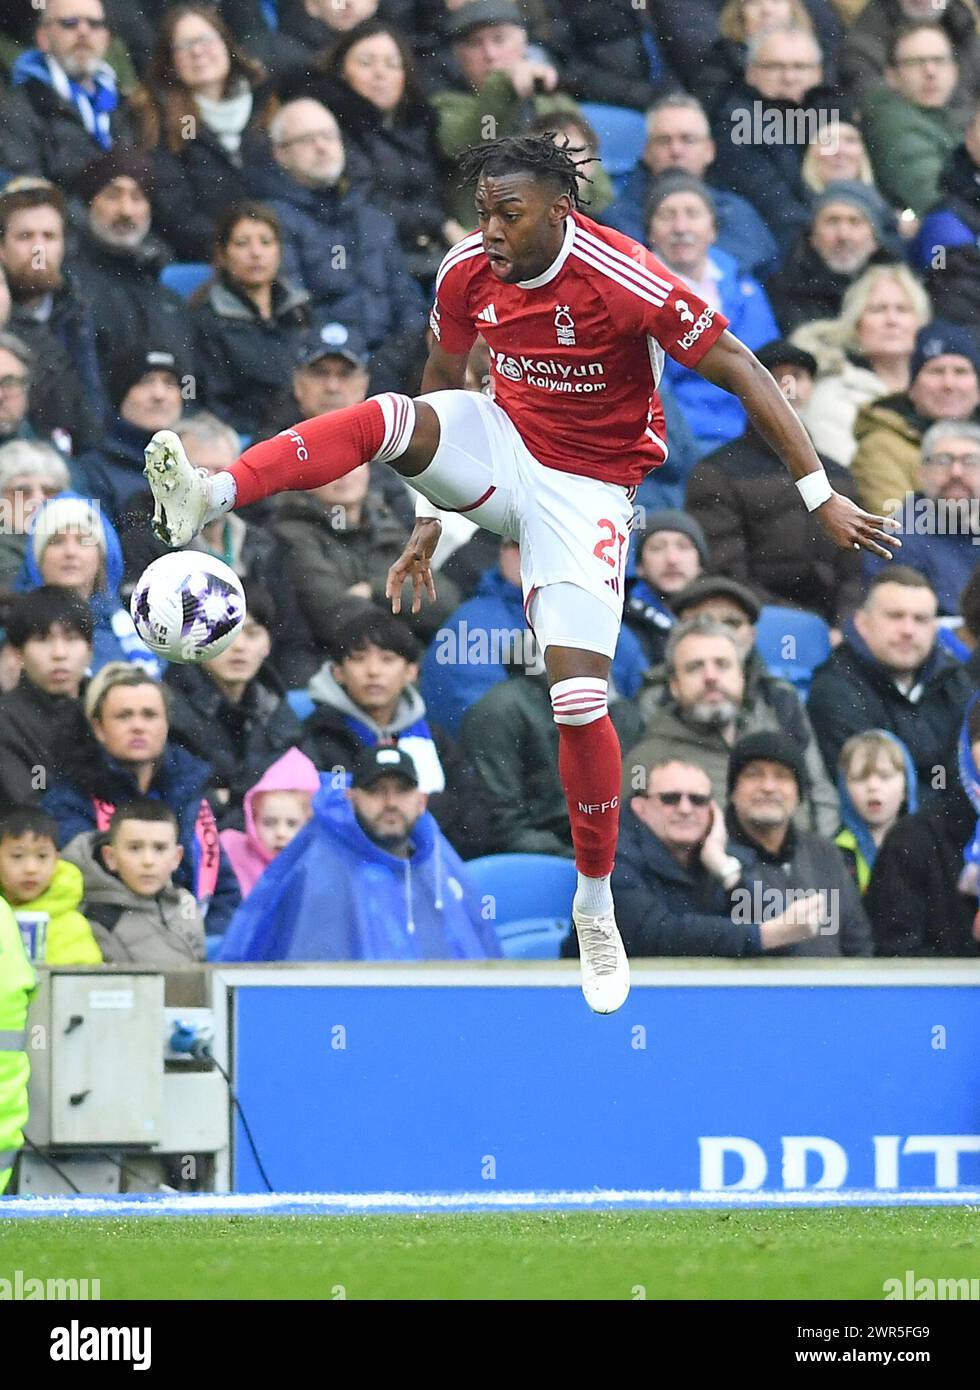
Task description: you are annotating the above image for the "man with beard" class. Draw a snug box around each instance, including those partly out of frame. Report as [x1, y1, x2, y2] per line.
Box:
[215, 745, 501, 962]
[71, 150, 194, 383]
[621, 616, 837, 833]
[0, 0, 127, 191]
[725, 731, 871, 956]
[0, 181, 104, 450]
[766, 183, 894, 334]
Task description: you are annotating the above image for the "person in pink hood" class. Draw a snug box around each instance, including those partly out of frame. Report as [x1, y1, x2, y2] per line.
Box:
[219, 747, 320, 897]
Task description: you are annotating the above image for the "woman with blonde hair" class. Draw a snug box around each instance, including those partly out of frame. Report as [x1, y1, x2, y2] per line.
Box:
[700, 0, 815, 108]
[792, 263, 930, 465]
[128, 3, 277, 260]
[802, 117, 916, 247]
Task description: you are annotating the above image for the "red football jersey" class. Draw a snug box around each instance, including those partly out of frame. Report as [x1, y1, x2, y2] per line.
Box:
[430, 211, 730, 487]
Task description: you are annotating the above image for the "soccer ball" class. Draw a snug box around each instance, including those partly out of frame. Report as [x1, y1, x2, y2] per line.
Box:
[130, 552, 246, 663]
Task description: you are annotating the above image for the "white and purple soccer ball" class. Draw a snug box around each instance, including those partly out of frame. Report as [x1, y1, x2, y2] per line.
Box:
[130, 552, 246, 663]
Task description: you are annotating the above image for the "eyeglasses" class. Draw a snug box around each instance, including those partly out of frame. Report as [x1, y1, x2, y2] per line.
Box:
[652, 791, 711, 807]
[752, 60, 820, 73]
[894, 54, 954, 69]
[172, 33, 222, 54]
[46, 16, 109, 31]
[0, 375, 28, 392]
[922, 453, 980, 469]
[275, 129, 338, 149]
[649, 133, 706, 148]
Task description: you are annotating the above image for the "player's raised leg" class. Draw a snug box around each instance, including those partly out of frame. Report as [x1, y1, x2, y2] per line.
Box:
[143, 393, 442, 547]
[535, 586, 630, 1015]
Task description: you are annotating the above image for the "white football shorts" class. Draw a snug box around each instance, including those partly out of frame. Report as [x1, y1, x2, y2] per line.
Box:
[411, 389, 634, 659]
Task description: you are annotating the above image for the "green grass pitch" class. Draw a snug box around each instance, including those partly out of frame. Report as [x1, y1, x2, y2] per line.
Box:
[1, 1208, 977, 1299]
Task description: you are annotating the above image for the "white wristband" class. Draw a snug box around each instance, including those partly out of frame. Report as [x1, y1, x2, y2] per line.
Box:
[795, 471, 833, 512]
[414, 493, 443, 521]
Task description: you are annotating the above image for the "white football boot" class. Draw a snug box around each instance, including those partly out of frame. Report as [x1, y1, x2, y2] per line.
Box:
[572, 906, 630, 1014]
[143, 429, 212, 546]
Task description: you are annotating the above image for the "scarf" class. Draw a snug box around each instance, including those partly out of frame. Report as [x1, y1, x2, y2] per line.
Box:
[956, 693, 980, 941]
[195, 83, 254, 159]
[19, 52, 118, 149]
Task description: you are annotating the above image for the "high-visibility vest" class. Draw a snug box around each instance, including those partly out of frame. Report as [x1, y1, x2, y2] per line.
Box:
[0, 901, 35, 1194]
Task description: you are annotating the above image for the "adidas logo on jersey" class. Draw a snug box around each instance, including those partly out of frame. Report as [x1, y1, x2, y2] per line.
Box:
[477, 304, 499, 324]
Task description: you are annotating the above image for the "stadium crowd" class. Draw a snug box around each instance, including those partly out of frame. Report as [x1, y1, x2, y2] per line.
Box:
[0, 0, 978, 962]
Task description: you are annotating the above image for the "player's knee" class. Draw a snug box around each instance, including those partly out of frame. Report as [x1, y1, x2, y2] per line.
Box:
[370, 393, 418, 466]
[551, 676, 609, 727]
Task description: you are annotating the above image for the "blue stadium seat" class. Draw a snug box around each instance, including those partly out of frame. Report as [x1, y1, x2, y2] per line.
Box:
[464, 853, 577, 925]
[160, 262, 212, 300]
[495, 916, 570, 959]
[755, 605, 832, 699]
[579, 102, 647, 186]
[286, 689, 315, 720]
[205, 934, 223, 961]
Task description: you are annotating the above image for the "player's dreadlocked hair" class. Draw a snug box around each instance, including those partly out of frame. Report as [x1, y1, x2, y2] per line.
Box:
[456, 133, 592, 208]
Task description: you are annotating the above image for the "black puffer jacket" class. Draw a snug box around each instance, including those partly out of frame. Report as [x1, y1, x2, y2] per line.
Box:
[0, 58, 133, 190]
[710, 80, 844, 254]
[194, 273, 313, 437]
[72, 227, 195, 383]
[164, 662, 306, 832]
[140, 107, 276, 261]
[603, 809, 762, 958]
[9, 277, 105, 451]
[269, 491, 459, 654]
[685, 427, 864, 623]
[807, 622, 975, 792]
[865, 787, 980, 956]
[542, 0, 681, 111]
[275, 71, 452, 262]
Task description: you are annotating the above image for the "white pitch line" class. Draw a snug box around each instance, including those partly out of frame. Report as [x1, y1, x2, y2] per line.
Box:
[2, 1189, 979, 1219]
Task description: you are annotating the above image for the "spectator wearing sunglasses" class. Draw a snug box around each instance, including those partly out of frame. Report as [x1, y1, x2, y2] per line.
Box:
[593, 756, 830, 957]
[0, 0, 129, 191]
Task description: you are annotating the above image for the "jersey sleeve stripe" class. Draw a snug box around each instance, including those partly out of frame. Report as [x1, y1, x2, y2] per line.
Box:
[575, 230, 675, 301]
[576, 226, 675, 296]
[434, 235, 484, 292]
[571, 244, 669, 309]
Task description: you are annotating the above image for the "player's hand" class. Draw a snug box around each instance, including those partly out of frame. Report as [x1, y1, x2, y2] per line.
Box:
[385, 518, 441, 615]
[815, 491, 902, 560]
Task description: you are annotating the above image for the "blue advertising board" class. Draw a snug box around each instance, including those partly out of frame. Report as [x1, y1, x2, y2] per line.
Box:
[226, 967, 980, 1195]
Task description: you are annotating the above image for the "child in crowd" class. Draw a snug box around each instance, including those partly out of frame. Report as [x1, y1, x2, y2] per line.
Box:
[0, 808, 101, 964]
[63, 801, 206, 965]
[219, 747, 319, 898]
[835, 730, 917, 892]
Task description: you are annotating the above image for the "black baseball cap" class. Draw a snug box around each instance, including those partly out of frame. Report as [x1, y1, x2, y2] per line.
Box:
[671, 576, 761, 624]
[296, 321, 369, 371]
[351, 745, 419, 790]
[755, 339, 818, 378]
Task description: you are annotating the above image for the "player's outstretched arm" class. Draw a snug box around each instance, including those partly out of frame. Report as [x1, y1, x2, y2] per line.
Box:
[384, 340, 471, 614]
[695, 331, 901, 560]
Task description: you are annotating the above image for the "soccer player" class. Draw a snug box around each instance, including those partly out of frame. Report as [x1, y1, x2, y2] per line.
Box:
[143, 135, 898, 1015]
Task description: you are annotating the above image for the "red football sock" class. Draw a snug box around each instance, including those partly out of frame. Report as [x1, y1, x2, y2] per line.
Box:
[555, 712, 622, 879]
[228, 394, 413, 508]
